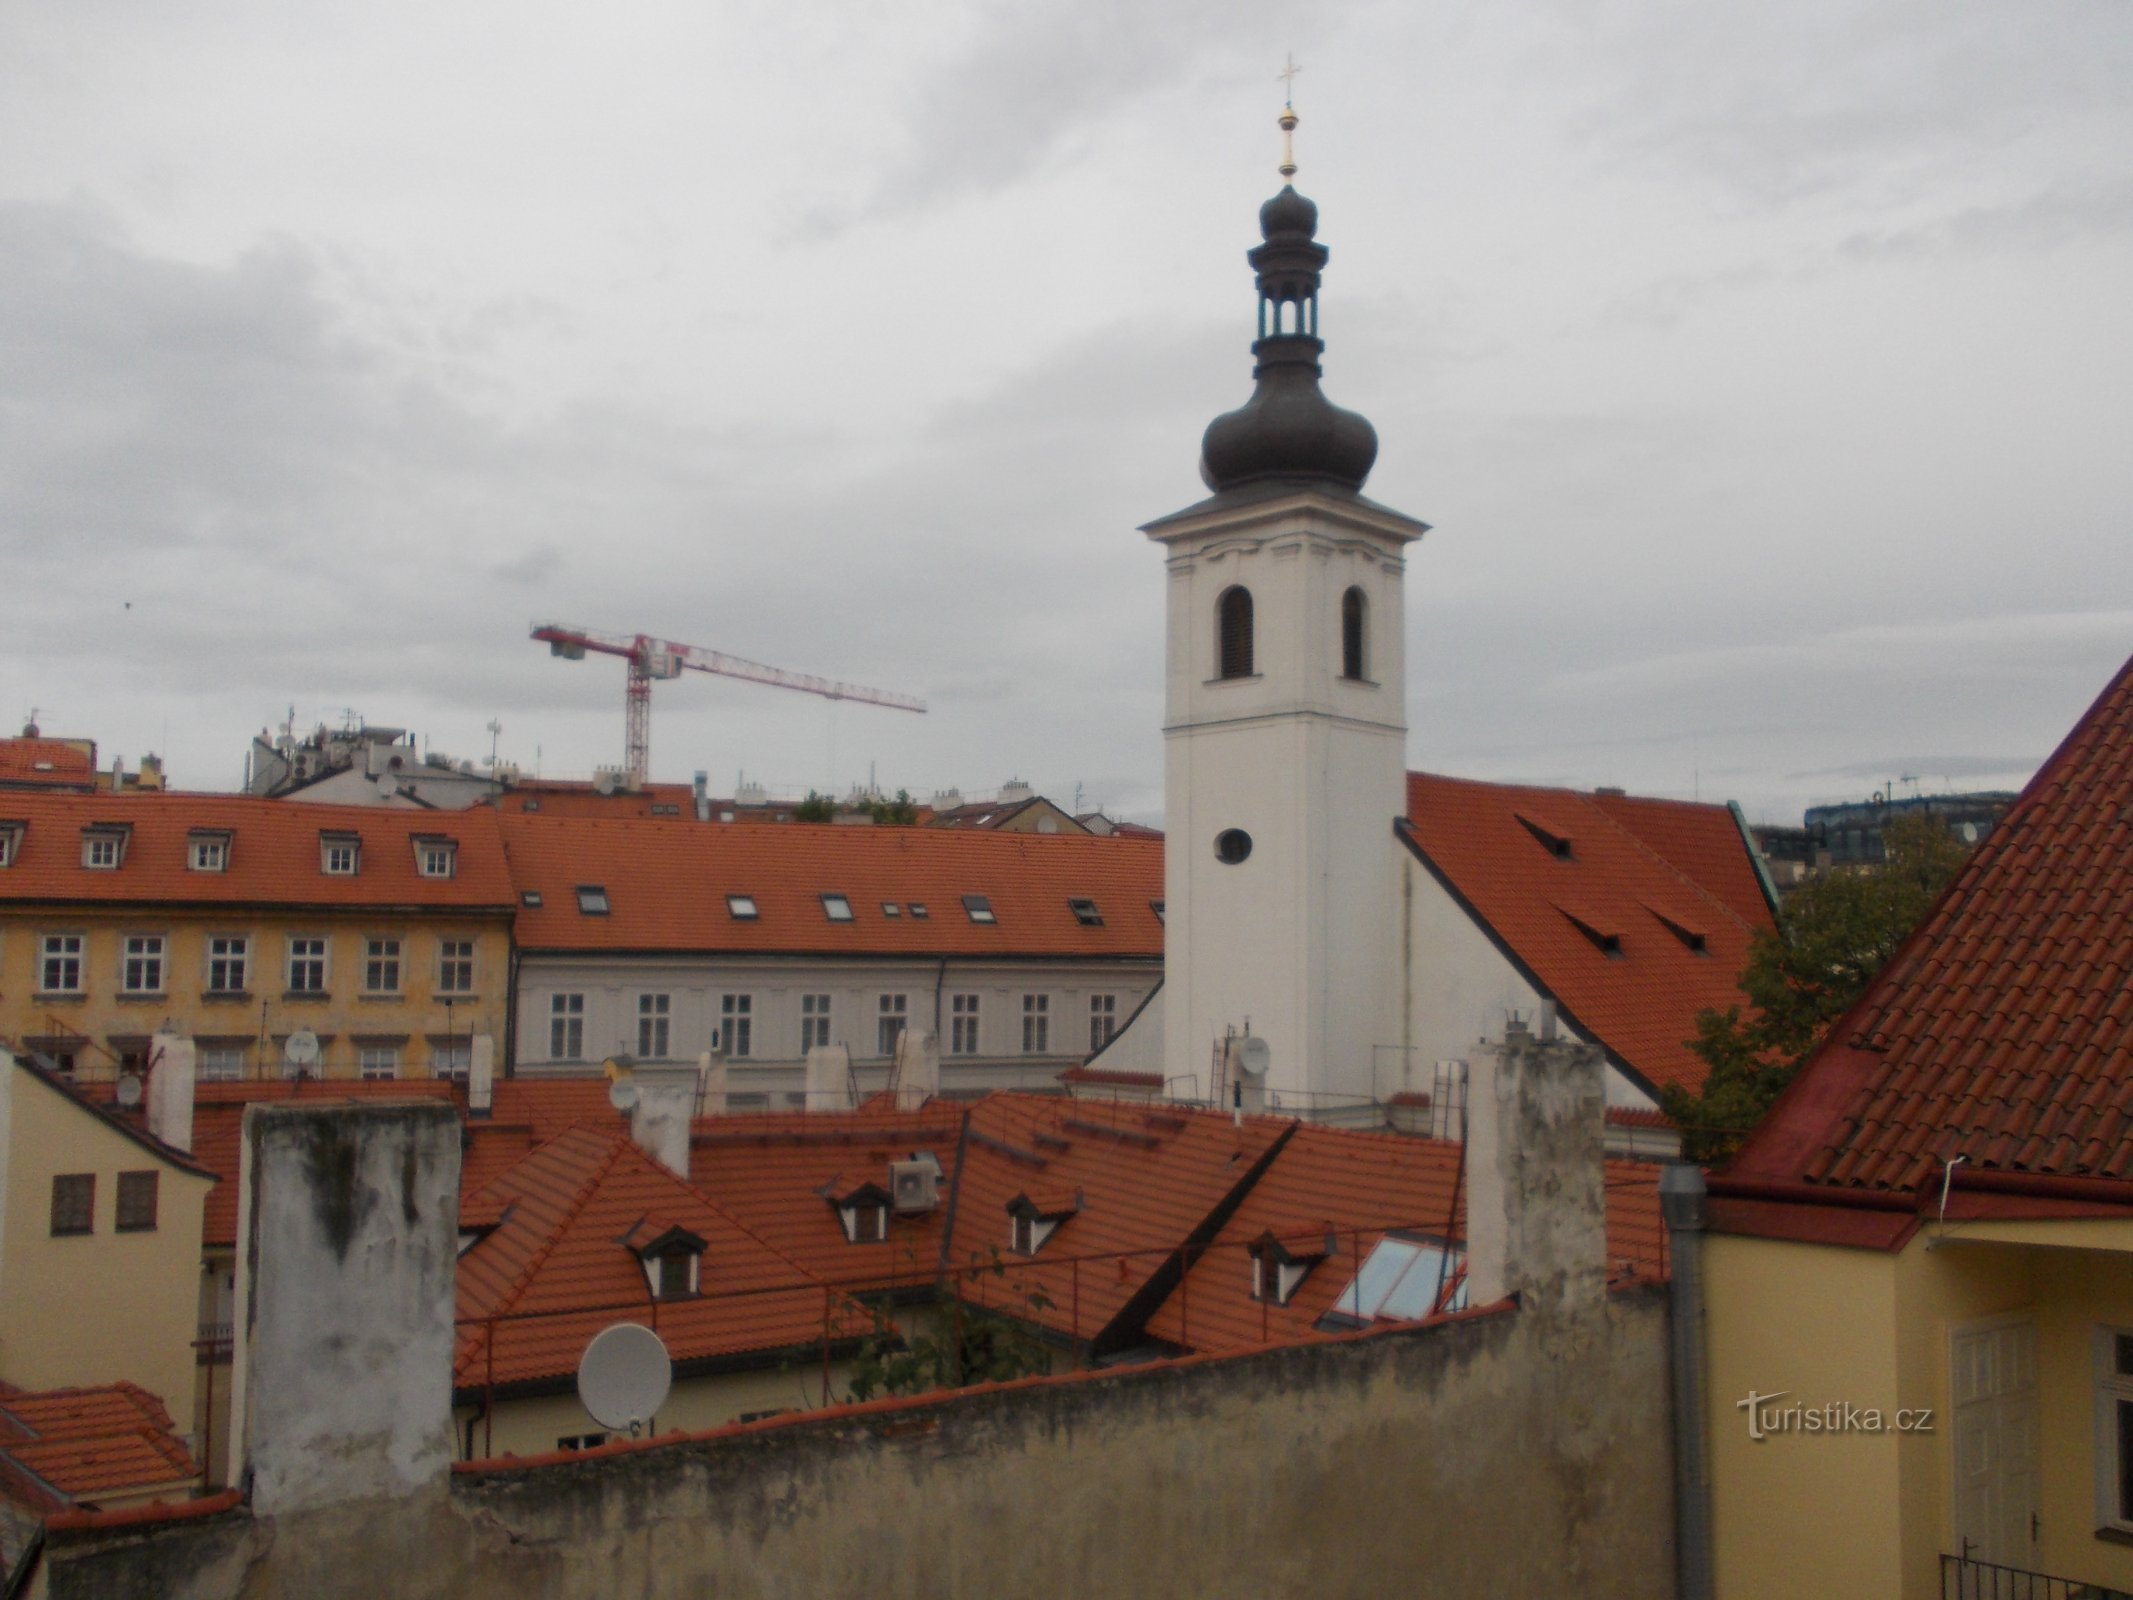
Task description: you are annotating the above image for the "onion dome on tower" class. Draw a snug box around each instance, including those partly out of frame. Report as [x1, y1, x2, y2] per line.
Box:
[1198, 99, 1379, 493]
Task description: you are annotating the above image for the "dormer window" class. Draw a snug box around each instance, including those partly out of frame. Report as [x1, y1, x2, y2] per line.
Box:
[414, 837, 457, 879]
[1249, 1232, 1328, 1307]
[1647, 905, 1709, 955]
[962, 894, 996, 925]
[827, 1181, 894, 1243]
[188, 831, 231, 873]
[320, 833, 360, 876]
[1006, 1188, 1080, 1256]
[81, 826, 128, 870]
[0, 822, 23, 868]
[1514, 813, 1575, 860]
[1558, 906, 1624, 959]
[630, 1223, 707, 1302]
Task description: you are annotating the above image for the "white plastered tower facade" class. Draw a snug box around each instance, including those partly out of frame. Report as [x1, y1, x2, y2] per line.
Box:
[1143, 142, 1428, 1112]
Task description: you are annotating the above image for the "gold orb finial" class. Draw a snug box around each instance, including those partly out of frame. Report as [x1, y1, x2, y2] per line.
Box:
[1275, 54, 1303, 179]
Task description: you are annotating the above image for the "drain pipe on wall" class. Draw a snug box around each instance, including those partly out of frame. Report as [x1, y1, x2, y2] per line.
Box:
[1661, 1160, 1715, 1600]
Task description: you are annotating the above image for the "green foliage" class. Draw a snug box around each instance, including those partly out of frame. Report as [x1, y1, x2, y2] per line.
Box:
[793, 790, 836, 823]
[843, 1249, 1055, 1403]
[1664, 813, 1974, 1165]
[867, 789, 919, 826]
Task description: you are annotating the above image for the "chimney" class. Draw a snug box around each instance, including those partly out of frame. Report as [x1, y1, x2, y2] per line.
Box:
[229, 1103, 459, 1517]
[628, 1064, 699, 1179]
[1463, 1024, 1607, 1318]
[803, 1044, 855, 1113]
[698, 1050, 727, 1117]
[146, 1031, 195, 1154]
[892, 1029, 939, 1110]
[693, 770, 710, 822]
[467, 1034, 495, 1117]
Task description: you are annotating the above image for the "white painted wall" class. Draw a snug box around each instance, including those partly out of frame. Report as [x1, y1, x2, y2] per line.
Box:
[1152, 490, 1420, 1110]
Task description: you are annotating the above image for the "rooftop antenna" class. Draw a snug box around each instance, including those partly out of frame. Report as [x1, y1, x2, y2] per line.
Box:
[486, 719, 504, 768]
[1276, 53, 1303, 178]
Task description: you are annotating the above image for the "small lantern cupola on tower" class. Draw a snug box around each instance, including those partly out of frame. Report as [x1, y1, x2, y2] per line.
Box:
[1198, 97, 1379, 494]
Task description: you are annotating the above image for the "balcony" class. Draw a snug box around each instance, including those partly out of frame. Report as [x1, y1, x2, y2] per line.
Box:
[1942, 1553, 2133, 1599]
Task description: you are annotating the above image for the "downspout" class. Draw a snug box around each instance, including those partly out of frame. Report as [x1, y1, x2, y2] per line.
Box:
[931, 956, 949, 1037]
[1661, 1161, 1714, 1600]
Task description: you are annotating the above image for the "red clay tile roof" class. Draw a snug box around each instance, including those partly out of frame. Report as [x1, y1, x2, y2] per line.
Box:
[499, 813, 1164, 957]
[0, 791, 515, 909]
[0, 1382, 198, 1506]
[940, 1096, 1289, 1349]
[455, 1124, 869, 1393]
[1401, 773, 1775, 1096]
[0, 739, 96, 789]
[687, 1108, 964, 1295]
[489, 781, 701, 818]
[1143, 1126, 1667, 1354]
[1729, 654, 2133, 1197]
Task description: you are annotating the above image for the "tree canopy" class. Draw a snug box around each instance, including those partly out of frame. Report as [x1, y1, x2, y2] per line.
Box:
[1662, 813, 1974, 1164]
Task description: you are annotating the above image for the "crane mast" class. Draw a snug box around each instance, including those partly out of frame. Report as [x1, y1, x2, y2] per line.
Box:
[530, 621, 925, 789]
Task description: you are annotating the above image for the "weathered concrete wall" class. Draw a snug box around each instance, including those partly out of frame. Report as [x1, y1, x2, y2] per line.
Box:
[230, 1101, 460, 1518]
[38, 1286, 1675, 1600]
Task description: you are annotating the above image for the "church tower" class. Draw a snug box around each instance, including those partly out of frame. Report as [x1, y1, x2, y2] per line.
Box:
[1143, 101, 1428, 1111]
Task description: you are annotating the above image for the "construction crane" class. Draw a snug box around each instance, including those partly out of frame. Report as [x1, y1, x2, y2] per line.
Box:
[530, 621, 926, 790]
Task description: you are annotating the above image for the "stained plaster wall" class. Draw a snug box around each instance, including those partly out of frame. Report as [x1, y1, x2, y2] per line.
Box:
[35, 1286, 1674, 1600]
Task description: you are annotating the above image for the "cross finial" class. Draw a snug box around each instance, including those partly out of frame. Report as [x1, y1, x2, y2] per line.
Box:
[1275, 55, 1303, 179]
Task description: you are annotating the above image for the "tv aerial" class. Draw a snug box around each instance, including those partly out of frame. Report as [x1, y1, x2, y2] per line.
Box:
[576, 1322, 672, 1438]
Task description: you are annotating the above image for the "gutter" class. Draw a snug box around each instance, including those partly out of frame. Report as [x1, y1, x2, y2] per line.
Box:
[1703, 1176, 1916, 1212]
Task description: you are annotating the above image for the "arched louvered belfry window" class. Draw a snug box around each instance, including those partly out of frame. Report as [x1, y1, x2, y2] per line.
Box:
[1217, 586, 1254, 680]
[1341, 586, 1367, 681]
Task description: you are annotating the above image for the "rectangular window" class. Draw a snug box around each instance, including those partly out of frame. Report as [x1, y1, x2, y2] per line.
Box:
[364, 938, 402, 993]
[950, 994, 981, 1056]
[1021, 993, 1050, 1054]
[801, 993, 832, 1051]
[556, 1433, 610, 1452]
[287, 936, 327, 994]
[40, 933, 84, 994]
[415, 839, 457, 878]
[1067, 897, 1103, 927]
[188, 833, 229, 872]
[637, 993, 671, 1059]
[436, 938, 475, 994]
[877, 994, 908, 1057]
[208, 935, 249, 993]
[821, 894, 854, 922]
[430, 1042, 470, 1081]
[116, 1170, 159, 1233]
[576, 885, 609, 915]
[962, 894, 996, 925]
[321, 835, 360, 876]
[50, 1174, 93, 1236]
[1089, 993, 1118, 1053]
[0, 825, 20, 868]
[2100, 1326, 2133, 1530]
[726, 894, 758, 920]
[199, 1046, 245, 1081]
[121, 934, 166, 994]
[908, 903, 929, 920]
[656, 1251, 693, 1301]
[81, 831, 123, 869]
[549, 993, 585, 1060]
[880, 902, 901, 918]
[358, 1044, 401, 1081]
[720, 993, 753, 1057]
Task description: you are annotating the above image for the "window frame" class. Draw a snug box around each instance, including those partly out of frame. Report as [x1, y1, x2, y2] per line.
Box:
[548, 992, 586, 1060]
[800, 992, 832, 1053]
[1067, 897, 1103, 927]
[962, 894, 996, 925]
[2096, 1326, 2133, 1534]
[207, 934, 250, 995]
[1021, 993, 1050, 1054]
[1217, 585, 1255, 680]
[821, 893, 855, 923]
[575, 885, 610, 916]
[50, 1174, 94, 1236]
[726, 894, 758, 921]
[80, 829, 125, 870]
[436, 938, 475, 995]
[1089, 993, 1118, 1053]
[357, 1043, 402, 1081]
[0, 823, 21, 868]
[414, 838, 458, 879]
[636, 992, 671, 1060]
[116, 1170, 159, 1233]
[188, 832, 231, 873]
[120, 933, 167, 995]
[363, 936, 403, 995]
[198, 1045, 246, 1081]
[320, 834, 360, 877]
[286, 935, 328, 996]
[719, 993, 753, 1058]
[1340, 584, 1368, 681]
[950, 993, 981, 1056]
[877, 993, 908, 1058]
[39, 932, 85, 995]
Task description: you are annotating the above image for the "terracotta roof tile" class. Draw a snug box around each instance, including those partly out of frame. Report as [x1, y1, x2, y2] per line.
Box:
[1729, 653, 2133, 1197]
[0, 739, 96, 788]
[498, 813, 1162, 958]
[0, 1382, 198, 1505]
[1401, 774, 1775, 1096]
[0, 791, 514, 909]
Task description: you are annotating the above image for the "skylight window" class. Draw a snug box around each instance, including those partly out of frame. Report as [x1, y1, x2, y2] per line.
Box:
[881, 902, 901, 918]
[727, 894, 758, 920]
[1322, 1236, 1466, 1326]
[520, 890, 543, 908]
[822, 894, 855, 922]
[1150, 899, 1166, 924]
[908, 903, 930, 919]
[1067, 897, 1103, 927]
[576, 885, 610, 916]
[962, 895, 996, 925]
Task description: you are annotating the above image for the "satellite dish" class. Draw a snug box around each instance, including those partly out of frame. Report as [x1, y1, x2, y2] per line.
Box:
[115, 1071, 144, 1110]
[603, 1054, 639, 1112]
[577, 1322, 671, 1435]
[1237, 1036, 1272, 1079]
[284, 1029, 321, 1075]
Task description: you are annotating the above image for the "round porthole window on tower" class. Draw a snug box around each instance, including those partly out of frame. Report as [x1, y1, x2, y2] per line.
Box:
[1214, 829, 1253, 865]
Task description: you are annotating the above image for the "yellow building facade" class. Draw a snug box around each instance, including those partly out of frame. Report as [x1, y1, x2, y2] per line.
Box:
[0, 1050, 212, 1430]
[0, 793, 515, 1083]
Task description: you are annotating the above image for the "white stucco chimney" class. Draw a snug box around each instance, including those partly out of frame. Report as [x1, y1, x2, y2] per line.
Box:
[628, 1064, 700, 1179]
[466, 1034, 495, 1117]
[698, 1050, 727, 1117]
[146, 1031, 195, 1154]
[892, 1028, 939, 1110]
[803, 1044, 855, 1113]
[1463, 1019, 1607, 1318]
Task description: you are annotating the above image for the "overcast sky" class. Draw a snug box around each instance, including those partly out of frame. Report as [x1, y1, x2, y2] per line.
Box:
[3, 1, 2128, 825]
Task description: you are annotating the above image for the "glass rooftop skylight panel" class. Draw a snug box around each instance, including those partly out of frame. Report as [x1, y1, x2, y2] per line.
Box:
[1333, 1236, 1465, 1321]
[822, 894, 854, 922]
